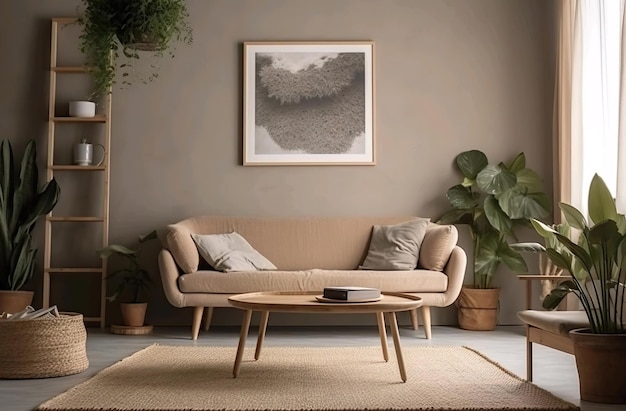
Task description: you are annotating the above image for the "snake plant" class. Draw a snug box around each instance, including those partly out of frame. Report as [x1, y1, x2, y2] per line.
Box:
[0, 140, 60, 291]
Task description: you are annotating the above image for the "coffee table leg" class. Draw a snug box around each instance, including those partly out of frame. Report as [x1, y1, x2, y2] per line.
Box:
[386, 311, 407, 382]
[255, 311, 270, 360]
[376, 312, 389, 362]
[233, 309, 253, 378]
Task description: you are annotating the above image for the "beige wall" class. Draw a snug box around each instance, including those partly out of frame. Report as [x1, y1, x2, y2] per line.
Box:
[1, 0, 556, 327]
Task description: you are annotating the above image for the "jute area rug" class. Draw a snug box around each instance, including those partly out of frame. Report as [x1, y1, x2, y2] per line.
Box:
[38, 344, 578, 411]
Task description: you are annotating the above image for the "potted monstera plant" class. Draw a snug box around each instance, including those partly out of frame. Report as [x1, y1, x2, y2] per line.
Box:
[437, 150, 550, 330]
[528, 174, 626, 404]
[0, 140, 60, 313]
[78, 0, 193, 99]
[97, 230, 157, 328]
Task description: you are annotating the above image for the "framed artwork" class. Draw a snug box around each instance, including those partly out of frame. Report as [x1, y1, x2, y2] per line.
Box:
[243, 41, 375, 166]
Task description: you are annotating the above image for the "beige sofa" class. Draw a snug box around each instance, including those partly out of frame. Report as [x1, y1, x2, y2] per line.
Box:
[157, 216, 467, 340]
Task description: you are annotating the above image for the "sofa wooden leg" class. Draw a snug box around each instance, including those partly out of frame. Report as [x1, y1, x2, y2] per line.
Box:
[409, 309, 419, 330]
[421, 306, 432, 339]
[192, 306, 204, 340]
[202, 307, 214, 331]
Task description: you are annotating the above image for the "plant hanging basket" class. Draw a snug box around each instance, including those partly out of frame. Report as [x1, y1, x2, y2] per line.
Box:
[0, 312, 88, 379]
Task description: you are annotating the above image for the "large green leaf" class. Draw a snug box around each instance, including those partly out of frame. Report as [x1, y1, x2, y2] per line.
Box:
[474, 232, 527, 288]
[588, 173, 617, 224]
[98, 244, 136, 257]
[499, 189, 550, 220]
[559, 203, 587, 229]
[531, 219, 558, 238]
[542, 281, 577, 310]
[515, 168, 544, 192]
[455, 150, 488, 180]
[545, 247, 572, 271]
[509, 242, 546, 253]
[507, 152, 526, 173]
[483, 195, 512, 234]
[436, 208, 473, 225]
[445, 184, 479, 210]
[553, 232, 593, 272]
[476, 165, 517, 195]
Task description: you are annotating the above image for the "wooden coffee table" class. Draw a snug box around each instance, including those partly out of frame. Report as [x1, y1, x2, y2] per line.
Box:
[227, 291, 422, 382]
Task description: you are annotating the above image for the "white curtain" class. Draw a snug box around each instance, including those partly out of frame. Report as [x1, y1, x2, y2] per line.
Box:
[557, 0, 626, 216]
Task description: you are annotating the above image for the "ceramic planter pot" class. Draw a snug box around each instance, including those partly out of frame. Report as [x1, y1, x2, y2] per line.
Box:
[0, 290, 34, 314]
[570, 328, 626, 404]
[120, 302, 147, 327]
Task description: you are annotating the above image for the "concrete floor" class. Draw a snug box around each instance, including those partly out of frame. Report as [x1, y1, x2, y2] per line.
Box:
[0, 324, 621, 411]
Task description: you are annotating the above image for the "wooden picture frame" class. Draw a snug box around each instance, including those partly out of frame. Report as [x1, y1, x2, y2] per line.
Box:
[243, 41, 375, 166]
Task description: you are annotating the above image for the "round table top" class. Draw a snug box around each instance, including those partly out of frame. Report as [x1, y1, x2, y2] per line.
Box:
[228, 291, 422, 314]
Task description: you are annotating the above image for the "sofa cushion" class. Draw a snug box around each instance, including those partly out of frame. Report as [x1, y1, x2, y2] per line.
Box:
[359, 218, 430, 270]
[177, 268, 448, 294]
[191, 232, 277, 272]
[418, 224, 458, 271]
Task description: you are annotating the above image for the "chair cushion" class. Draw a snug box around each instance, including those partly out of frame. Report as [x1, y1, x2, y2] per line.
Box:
[517, 310, 589, 336]
[418, 224, 458, 271]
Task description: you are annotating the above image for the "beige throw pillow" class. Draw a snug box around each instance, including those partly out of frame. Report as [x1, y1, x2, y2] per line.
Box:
[191, 232, 277, 272]
[359, 218, 430, 270]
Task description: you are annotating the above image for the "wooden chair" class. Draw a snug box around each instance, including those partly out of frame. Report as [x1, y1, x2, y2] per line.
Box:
[516, 275, 589, 382]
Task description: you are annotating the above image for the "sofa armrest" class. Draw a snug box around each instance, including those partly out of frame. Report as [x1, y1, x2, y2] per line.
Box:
[439, 246, 467, 306]
[158, 249, 186, 308]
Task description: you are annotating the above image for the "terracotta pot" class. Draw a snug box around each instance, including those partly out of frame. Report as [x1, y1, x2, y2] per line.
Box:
[120, 302, 147, 327]
[456, 286, 500, 331]
[0, 290, 34, 314]
[570, 328, 626, 404]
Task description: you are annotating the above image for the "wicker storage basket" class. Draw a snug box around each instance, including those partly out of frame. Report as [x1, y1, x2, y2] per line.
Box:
[0, 312, 88, 379]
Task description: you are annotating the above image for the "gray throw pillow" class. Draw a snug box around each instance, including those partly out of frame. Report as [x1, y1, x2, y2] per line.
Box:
[359, 218, 430, 270]
[191, 232, 277, 272]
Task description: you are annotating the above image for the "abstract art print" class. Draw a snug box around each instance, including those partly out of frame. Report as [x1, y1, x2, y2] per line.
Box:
[243, 42, 375, 165]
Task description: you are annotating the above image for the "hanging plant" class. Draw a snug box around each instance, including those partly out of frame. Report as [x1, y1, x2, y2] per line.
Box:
[77, 0, 193, 100]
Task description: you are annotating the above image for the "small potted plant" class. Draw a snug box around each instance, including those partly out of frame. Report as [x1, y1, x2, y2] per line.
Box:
[437, 149, 551, 330]
[77, 0, 193, 99]
[0, 140, 60, 314]
[526, 174, 626, 403]
[98, 230, 157, 327]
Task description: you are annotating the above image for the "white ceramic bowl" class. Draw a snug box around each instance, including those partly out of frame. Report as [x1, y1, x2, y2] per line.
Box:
[69, 101, 96, 118]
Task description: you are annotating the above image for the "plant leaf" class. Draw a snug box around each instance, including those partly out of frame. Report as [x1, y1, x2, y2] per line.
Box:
[436, 209, 473, 225]
[515, 168, 544, 192]
[445, 184, 479, 210]
[484, 195, 512, 235]
[507, 152, 526, 173]
[509, 242, 546, 253]
[560, 203, 587, 229]
[588, 173, 617, 224]
[455, 150, 488, 180]
[499, 189, 550, 220]
[542, 281, 576, 309]
[476, 165, 517, 195]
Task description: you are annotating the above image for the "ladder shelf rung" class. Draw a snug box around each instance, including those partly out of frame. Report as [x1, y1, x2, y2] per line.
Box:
[46, 268, 104, 273]
[47, 216, 105, 222]
[49, 165, 106, 171]
[52, 115, 107, 123]
[52, 66, 88, 73]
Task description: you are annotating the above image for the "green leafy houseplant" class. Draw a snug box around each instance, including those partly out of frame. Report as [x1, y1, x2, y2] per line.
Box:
[0, 140, 60, 291]
[437, 150, 551, 289]
[78, 0, 193, 99]
[98, 230, 157, 303]
[530, 174, 625, 334]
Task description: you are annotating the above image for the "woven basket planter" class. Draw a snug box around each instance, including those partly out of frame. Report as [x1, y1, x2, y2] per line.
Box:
[0, 312, 88, 379]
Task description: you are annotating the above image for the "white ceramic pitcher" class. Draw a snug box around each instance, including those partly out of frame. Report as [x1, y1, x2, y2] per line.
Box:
[73, 139, 105, 166]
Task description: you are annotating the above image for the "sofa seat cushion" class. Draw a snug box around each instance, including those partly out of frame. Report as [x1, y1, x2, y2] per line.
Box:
[177, 269, 448, 294]
[517, 310, 589, 336]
